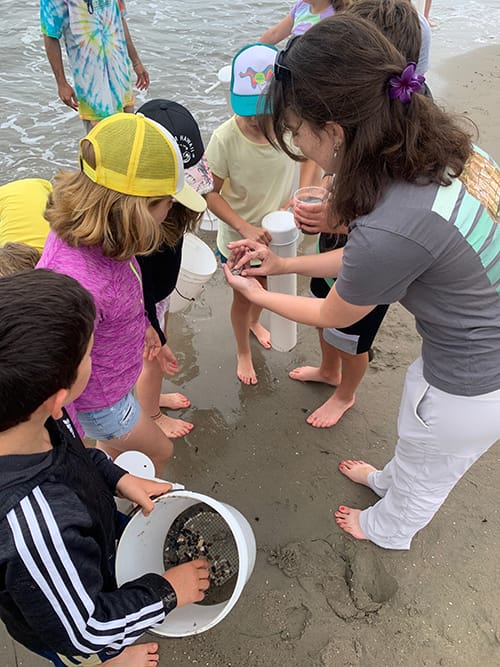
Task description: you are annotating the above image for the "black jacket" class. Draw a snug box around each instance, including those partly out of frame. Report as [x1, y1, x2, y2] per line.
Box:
[0, 412, 176, 657]
[137, 238, 183, 345]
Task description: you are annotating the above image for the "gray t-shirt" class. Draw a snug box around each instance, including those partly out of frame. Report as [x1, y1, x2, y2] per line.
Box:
[335, 149, 500, 396]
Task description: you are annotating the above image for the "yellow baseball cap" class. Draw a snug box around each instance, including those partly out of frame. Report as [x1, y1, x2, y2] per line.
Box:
[79, 113, 206, 212]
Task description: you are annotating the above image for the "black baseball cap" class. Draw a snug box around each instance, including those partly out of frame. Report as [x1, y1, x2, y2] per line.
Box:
[137, 99, 204, 169]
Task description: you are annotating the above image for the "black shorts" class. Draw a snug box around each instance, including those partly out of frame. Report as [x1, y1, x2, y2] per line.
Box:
[310, 275, 388, 355]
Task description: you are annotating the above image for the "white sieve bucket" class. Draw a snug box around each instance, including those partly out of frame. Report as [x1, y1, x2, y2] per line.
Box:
[169, 233, 217, 313]
[115, 490, 256, 637]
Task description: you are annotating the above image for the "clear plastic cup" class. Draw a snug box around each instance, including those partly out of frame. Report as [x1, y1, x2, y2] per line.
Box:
[293, 186, 329, 235]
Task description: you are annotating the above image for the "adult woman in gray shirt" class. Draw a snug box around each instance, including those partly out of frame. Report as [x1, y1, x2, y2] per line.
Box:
[224, 16, 500, 550]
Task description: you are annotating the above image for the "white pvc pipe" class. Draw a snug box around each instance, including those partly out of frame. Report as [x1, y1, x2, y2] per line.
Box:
[261, 211, 299, 352]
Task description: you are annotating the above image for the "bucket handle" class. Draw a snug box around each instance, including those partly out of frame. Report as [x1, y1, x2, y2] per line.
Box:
[174, 286, 197, 304]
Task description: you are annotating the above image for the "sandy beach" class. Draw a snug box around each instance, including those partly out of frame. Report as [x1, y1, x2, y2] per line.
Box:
[1, 1, 500, 665]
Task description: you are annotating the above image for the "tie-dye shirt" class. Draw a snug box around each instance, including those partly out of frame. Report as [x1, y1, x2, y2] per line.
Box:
[335, 147, 500, 396]
[40, 0, 134, 121]
[290, 1, 334, 36]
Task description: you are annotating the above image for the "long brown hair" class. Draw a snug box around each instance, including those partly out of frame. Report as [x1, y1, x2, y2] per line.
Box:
[346, 0, 422, 63]
[264, 15, 474, 225]
[160, 202, 202, 247]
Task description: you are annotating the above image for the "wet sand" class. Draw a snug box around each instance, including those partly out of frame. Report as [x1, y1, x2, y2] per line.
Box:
[2, 14, 500, 667]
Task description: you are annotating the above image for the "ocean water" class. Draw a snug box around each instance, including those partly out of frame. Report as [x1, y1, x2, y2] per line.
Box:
[0, 0, 499, 182]
[0, 0, 291, 181]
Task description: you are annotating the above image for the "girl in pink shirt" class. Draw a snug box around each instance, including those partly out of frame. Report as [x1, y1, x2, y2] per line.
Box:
[38, 113, 206, 475]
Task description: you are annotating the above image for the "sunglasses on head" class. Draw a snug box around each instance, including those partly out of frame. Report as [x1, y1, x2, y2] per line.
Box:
[274, 35, 301, 81]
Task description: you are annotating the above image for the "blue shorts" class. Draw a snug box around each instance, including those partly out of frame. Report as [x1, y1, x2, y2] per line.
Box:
[77, 392, 140, 441]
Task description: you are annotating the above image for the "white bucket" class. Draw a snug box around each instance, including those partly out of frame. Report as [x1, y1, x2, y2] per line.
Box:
[169, 233, 217, 314]
[199, 210, 219, 232]
[115, 490, 256, 637]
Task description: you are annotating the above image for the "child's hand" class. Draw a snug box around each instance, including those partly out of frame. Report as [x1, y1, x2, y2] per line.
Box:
[156, 343, 179, 376]
[242, 223, 272, 246]
[164, 559, 210, 607]
[115, 474, 172, 515]
[293, 200, 330, 235]
[144, 326, 162, 361]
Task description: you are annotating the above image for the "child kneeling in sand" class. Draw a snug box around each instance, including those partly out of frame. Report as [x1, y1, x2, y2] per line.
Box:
[0, 270, 209, 667]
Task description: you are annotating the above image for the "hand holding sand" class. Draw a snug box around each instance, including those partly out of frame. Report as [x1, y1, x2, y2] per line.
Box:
[115, 474, 173, 516]
[164, 559, 211, 606]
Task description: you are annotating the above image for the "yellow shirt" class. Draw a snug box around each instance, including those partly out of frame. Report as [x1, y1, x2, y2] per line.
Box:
[205, 116, 297, 257]
[0, 179, 52, 251]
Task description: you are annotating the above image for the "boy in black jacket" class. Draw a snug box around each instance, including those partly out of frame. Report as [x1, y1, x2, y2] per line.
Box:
[0, 270, 209, 667]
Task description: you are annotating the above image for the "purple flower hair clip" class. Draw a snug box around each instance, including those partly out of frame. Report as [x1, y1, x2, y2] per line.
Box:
[388, 62, 425, 104]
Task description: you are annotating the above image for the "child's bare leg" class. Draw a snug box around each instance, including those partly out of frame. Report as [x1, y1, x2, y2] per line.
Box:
[157, 309, 190, 410]
[307, 350, 368, 428]
[231, 288, 257, 385]
[289, 328, 342, 385]
[106, 643, 159, 666]
[136, 356, 193, 438]
[249, 303, 271, 348]
[249, 277, 271, 348]
[97, 409, 174, 477]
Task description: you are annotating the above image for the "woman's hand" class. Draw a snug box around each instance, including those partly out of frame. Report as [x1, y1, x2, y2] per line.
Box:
[115, 474, 172, 515]
[227, 239, 285, 276]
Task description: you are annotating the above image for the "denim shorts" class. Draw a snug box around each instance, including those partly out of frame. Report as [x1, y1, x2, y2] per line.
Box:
[77, 392, 140, 441]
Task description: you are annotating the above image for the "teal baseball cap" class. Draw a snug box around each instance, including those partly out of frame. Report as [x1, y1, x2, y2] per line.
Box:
[230, 43, 279, 117]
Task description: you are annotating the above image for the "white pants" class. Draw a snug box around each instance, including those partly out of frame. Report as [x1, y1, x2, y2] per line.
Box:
[359, 358, 500, 550]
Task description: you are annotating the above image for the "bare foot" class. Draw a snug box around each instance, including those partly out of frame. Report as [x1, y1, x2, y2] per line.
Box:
[107, 643, 159, 666]
[152, 412, 194, 438]
[250, 322, 272, 349]
[338, 459, 377, 486]
[159, 392, 191, 410]
[334, 506, 368, 541]
[237, 353, 258, 385]
[306, 394, 355, 428]
[288, 365, 340, 386]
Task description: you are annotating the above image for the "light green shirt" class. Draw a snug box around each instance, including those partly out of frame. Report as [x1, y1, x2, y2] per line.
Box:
[206, 116, 297, 257]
